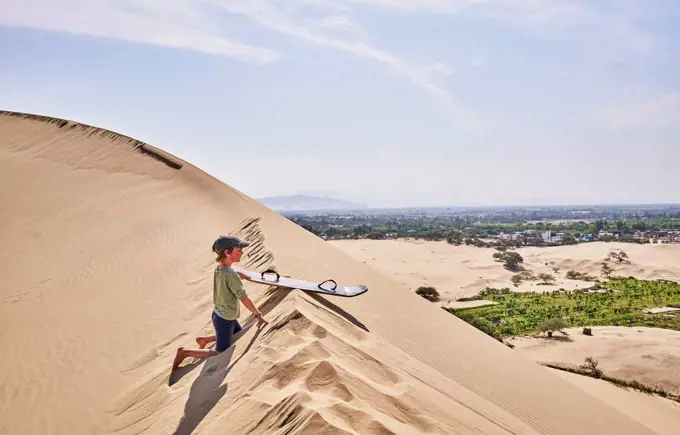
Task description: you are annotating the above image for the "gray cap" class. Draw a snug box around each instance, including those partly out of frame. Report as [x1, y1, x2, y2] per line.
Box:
[212, 235, 250, 254]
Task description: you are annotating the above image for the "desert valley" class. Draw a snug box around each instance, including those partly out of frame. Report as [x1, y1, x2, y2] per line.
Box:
[331, 238, 680, 433]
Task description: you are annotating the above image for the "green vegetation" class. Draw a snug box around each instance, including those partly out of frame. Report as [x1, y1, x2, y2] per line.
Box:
[415, 286, 440, 302]
[565, 270, 596, 281]
[510, 274, 523, 287]
[537, 273, 556, 285]
[601, 262, 613, 278]
[289, 209, 680, 245]
[492, 251, 524, 271]
[447, 278, 680, 341]
[517, 270, 537, 281]
[561, 234, 577, 245]
[538, 317, 567, 337]
[607, 250, 630, 263]
[579, 356, 603, 378]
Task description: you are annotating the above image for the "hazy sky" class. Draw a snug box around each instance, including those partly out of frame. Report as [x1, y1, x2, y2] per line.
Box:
[1, 1, 679, 208]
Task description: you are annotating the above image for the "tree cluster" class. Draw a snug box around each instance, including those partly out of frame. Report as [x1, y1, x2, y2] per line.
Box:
[415, 286, 440, 302]
[492, 251, 524, 271]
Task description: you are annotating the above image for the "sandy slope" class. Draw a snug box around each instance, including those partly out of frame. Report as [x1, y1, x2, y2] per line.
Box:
[331, 239, 680, 304]
[509, 326, 680, 395]
[549, 369, 680, 435]
[0, 111, 666, 435]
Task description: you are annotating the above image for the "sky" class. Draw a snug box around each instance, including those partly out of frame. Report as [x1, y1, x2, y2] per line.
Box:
[1, 0, 679, 208]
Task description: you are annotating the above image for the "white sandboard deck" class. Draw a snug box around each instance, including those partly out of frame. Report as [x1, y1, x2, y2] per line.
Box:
[232, 266, 368, 297]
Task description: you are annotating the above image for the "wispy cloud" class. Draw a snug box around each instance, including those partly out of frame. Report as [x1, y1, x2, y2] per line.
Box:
[589, 92, 680, 130]
[0, 0, 659, 132]
[0, 0, 280, 64]
[207, 1, 480, 129]
[1, 0, 479, 129]
[309, 14, 368, 40]
[320, 0, 656, 53]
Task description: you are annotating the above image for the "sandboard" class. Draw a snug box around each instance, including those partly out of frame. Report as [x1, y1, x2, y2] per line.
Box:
[232, 266, 368, 297]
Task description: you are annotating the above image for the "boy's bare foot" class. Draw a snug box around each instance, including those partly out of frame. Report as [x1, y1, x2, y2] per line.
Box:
[196, 337, 209, 349]
[172, 347, 186, 370]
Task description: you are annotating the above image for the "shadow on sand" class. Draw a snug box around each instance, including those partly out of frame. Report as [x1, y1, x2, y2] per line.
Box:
[171, 326, 263, 435]
[170, 282, 289, 387]
[255, 282, 369, 333]
[308, 292, 369, 332]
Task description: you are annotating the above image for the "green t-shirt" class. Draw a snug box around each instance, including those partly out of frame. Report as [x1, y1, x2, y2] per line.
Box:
[213, 266, 248, 320]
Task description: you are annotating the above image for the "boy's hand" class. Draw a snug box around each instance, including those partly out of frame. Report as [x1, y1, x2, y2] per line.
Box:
[255, 313, 268, 328]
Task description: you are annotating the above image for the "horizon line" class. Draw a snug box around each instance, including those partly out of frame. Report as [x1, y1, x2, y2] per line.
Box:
[269, 202, 680, 212]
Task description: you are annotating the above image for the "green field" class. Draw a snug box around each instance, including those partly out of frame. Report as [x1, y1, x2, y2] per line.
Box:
[446, 278, 680, 340]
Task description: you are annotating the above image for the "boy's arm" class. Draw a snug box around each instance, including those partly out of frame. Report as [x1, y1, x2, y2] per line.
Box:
[241, 297, 262, 317]
[240, 297, 268, 327]
[229, 272, 268, 326]
[237, 271, 252, 281]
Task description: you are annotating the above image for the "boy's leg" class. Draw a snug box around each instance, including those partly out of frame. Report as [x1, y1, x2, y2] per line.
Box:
[172, 312, 221, 370]
[172, 347, 218, 370]
[195, 335, 216, 349]
[172, 313, 239, 370]
[213, 312, 238, 352]
[195, 311, 223, 349]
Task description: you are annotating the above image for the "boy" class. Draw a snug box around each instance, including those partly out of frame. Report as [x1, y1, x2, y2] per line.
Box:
[172, 235, 268, 370]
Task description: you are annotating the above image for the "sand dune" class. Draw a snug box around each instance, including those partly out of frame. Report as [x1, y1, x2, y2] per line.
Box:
[331, 239, 680, 305]
[0, 111, 669, 434]
[550, 369, 680, 435]
[509, 326, 680, 395]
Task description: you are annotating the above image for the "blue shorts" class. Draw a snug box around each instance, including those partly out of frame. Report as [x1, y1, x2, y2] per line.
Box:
[212, 311, 242, 352]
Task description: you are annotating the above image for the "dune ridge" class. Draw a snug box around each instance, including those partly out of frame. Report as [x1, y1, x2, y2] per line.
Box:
[0, 110, 663, 434]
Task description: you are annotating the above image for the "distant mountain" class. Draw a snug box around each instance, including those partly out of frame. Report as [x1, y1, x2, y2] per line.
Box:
[257, 195, 368, 212]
